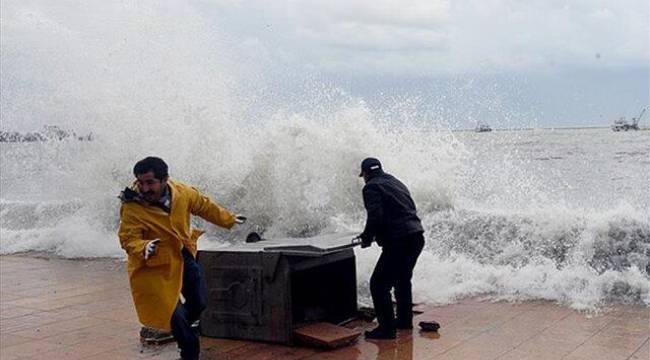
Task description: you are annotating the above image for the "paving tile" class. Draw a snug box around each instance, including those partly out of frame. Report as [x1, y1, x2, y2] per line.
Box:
[242, 345, 316, 360]
[80, 318, 141, 338]
[337, 338, 393, 360]
[541, 312, 613, 339]
[496, 333, 578, 360]
[563, 343, 637, 360]
[370, 331, 446, 360]
[28, 342, 115, 360]
[303, 332, 400, 360]
[0, 313, 63, 333]
[219, 342, 277, 358]
[585, 333, 648, 352]
[0, 306, 40, 320]
[41, 327, 116, 347]
[431, 333, 519, 360]
[2, 255, 649, 360]
[10, 316, 106, 340]
[85, 351, 146, 360]
[606, 320, 650, 338]
[432, 348, 493, 360]
[90, 307, 137, 323]
[374, 342, 418, 360]
[629, 338, 649, 360]
[0, 338, 69, 358]
[201, 337, 250, 354]
[0, 353, 23, 360]
[303, 345, 364, 360]
[0, 293, 23, 303]
[111, 341, 179, 359]
[89, 344, 179, 360]
[0, 333, 33, 348]
[41, 307, 91, 322]
[497, 348, 561, 360]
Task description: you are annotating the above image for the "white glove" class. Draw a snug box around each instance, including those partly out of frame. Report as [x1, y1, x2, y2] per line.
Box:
[144, 239, 160, 260]
[234, 214, 247, 224]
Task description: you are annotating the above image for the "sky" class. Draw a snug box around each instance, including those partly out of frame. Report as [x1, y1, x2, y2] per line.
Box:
[1, 0, 649, 129]
[201, 0, 649, 127]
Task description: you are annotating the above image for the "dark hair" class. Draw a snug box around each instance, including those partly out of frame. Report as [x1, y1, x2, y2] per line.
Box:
[133, 157, 169, 180]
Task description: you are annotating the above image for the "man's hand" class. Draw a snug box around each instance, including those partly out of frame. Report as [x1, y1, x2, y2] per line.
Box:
[144, 239, 160, 260]
[234, 215, 247, 224]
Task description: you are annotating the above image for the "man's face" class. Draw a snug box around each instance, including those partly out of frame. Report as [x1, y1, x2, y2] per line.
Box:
[136, 171, 167, 202]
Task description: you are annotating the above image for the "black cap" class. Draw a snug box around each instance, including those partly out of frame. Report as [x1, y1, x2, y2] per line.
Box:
[359, 157, 382, 177]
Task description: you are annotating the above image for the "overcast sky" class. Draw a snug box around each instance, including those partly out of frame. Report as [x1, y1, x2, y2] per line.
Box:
[201, 0, 649, 127]
[205, 0, 648, 75]
[1, 0, 649, 129]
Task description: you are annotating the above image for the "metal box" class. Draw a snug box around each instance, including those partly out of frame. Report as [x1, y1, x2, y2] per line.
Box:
[197, 232, 358, 344]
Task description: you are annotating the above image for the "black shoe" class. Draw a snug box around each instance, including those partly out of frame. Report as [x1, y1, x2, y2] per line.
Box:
[418, 321, 440, 332]
[139, 326, 174, 344]
[364, 327, 396, 339]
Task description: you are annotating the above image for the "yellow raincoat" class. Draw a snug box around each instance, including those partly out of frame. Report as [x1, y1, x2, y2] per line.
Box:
[118, 179, 236, 331]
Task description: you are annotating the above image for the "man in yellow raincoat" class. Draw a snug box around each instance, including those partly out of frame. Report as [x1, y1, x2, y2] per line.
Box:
[118, 156, 245, 360]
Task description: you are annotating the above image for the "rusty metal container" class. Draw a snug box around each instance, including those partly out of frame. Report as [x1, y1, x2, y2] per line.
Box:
[197, 232, 358, 344]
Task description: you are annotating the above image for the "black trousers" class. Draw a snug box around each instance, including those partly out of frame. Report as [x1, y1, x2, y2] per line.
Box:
[170, 248, 208, 360]
[370, 232, 425, 331]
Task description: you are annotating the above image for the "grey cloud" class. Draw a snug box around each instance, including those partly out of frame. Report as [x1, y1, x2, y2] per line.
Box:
[297, 22, 449, 52]
[204, 0, 649, 75]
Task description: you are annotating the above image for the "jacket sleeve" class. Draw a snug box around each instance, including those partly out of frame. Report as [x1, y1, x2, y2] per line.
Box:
[360, 184, 383, 244]
[188, 187, 237, 229]
[118, 205, 148, 259]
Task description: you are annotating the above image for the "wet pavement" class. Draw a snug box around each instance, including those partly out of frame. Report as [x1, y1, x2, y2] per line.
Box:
[1, 255, 648, 360]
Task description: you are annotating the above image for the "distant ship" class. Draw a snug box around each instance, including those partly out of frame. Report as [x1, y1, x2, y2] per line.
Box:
[475, 123, 492, 132]
[612, 107, 646, 132]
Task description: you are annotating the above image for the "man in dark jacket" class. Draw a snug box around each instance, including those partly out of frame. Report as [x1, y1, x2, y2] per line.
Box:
[358, 157, 425, 339]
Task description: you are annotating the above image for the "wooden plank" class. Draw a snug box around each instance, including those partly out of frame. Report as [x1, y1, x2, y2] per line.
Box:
[293, 322, 361, 349]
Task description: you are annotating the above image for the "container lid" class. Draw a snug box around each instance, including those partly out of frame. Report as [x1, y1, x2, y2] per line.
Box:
[263, 232, 359, 257]
[205, 232, 359, 257]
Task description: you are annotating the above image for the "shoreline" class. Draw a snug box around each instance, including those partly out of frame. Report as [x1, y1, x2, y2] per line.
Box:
[1, 254, 648, 359]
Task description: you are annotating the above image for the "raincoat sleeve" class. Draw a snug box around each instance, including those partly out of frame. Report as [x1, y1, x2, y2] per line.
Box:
[360, 184, 383, 244]
[188, 187, 237, 229]
[118, 205, 148, 259]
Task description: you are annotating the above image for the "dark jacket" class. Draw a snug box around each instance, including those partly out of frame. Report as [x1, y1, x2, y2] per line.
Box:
[360, 172, 424, 247]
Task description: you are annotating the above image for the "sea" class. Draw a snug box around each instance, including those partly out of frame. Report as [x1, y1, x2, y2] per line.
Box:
[1, 126, 648, 310]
